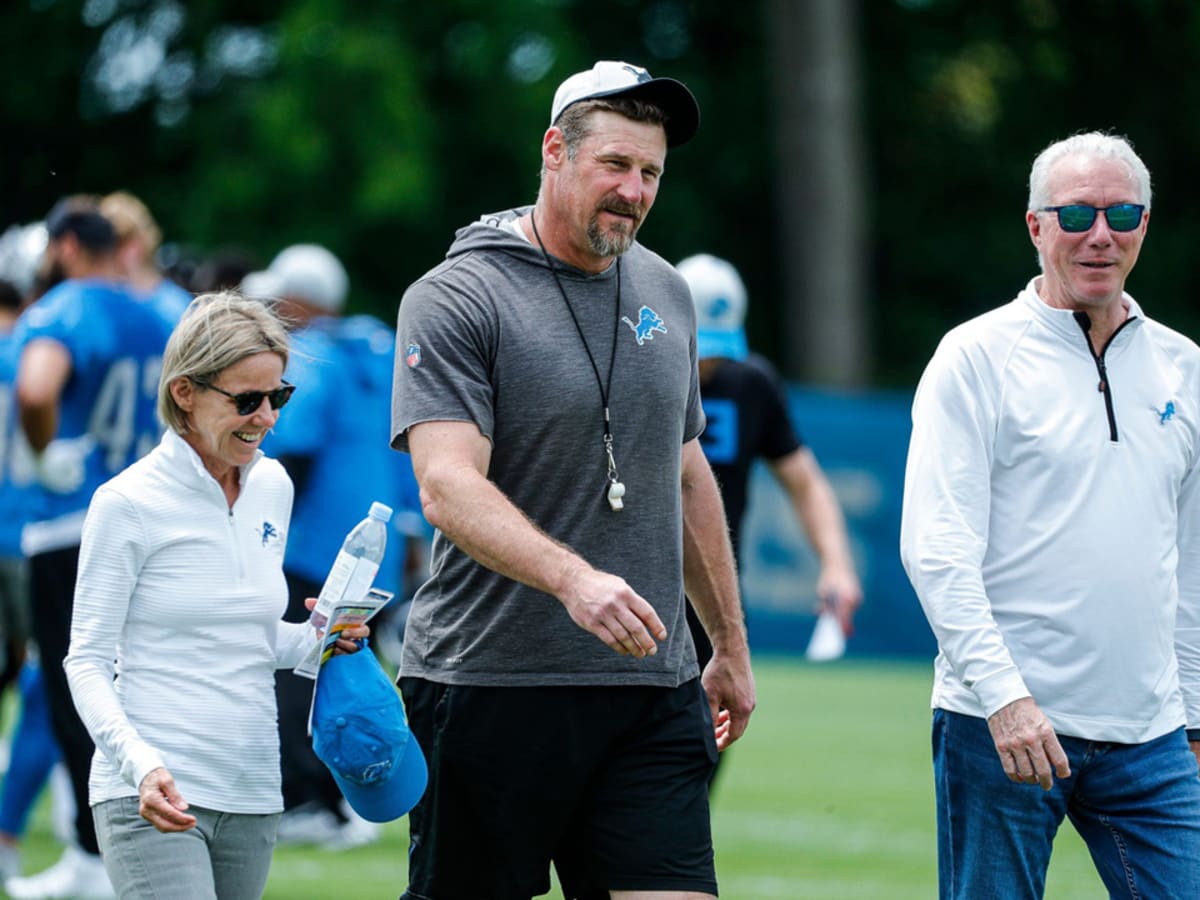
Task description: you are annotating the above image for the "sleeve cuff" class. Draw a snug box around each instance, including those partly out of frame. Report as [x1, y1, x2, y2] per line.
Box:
[124, 747, 167, 792]
[972, 667, 1031, 719]
[275, 620, 313, 670]
[1186, 728, 1200, 742]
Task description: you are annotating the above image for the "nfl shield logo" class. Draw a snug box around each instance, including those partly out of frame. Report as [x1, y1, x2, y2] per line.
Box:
[406, 342, 421, 368]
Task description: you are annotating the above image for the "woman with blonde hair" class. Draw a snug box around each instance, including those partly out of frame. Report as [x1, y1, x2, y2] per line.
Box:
[65, 292, 366, 899]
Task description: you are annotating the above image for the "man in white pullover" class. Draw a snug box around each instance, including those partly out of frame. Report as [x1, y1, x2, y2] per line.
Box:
[901, 131, 1200, 899]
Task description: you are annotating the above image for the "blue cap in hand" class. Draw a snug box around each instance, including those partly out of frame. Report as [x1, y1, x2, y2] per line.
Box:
[311, 642, 427, 823]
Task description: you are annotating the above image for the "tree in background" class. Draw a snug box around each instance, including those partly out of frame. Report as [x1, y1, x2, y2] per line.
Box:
[4, 0, 1200, 389]
[1, 1, 780, 370]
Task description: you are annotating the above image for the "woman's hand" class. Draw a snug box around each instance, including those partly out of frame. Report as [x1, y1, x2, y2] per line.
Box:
[331, 621, 370, 654]
[138, 767, 198, 832]
[304, 597, 371, 655]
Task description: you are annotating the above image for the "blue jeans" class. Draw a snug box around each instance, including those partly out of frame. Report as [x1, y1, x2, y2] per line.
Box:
[94, 798, 279, 900]
[933, 709, 1200, 899]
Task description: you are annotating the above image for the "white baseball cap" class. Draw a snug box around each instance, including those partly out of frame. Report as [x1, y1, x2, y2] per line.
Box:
[242, 243, 348, 313]
[550, 60, 700, 148]
[677, 253, 749, 361]
[0, 222, 48, 298]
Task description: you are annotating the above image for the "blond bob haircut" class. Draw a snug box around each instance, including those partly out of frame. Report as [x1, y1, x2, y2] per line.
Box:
[100, 191, 162, 256]
[158, 291, 290, 434]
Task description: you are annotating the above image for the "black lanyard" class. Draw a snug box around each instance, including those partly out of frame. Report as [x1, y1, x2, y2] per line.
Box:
[529, 213, 627, 510]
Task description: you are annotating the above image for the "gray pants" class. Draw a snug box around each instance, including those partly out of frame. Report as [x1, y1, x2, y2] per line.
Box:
[93, 797, 279, 899]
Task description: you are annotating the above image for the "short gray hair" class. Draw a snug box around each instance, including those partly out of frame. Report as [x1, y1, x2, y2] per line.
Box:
[1028, 131, 1152, 211]
[540, 97, 669, 183]
[556, 96, 668, 159]
[158, 291, 290, 434]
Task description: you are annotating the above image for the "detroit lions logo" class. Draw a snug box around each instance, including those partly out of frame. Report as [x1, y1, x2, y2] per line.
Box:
[622, 306, 667, 346]
[706, 297, 731, 322]
[1155, 401, 1176, 425]
[622, 64, 652, 84]
[259, 521, 280, 547]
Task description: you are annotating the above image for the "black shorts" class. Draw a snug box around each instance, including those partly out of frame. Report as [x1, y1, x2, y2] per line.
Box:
[398, 677, 719, 900]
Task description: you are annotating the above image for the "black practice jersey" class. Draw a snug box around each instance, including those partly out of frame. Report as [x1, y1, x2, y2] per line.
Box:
[698, 354, 803, 559]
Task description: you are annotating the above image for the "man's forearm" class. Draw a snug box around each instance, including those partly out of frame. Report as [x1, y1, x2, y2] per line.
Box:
[797, 484, 855, 574]
[17, 338, 72, 452]
[422, 462, 589, 600]
[419, 451, 666, 658]
[776, 449, 855, 574]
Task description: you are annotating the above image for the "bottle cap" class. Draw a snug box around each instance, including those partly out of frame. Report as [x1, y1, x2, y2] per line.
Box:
[368, 501, 393, 522]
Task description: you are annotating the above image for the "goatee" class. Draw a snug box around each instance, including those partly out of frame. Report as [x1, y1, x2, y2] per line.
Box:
[587, 198, 643, 257]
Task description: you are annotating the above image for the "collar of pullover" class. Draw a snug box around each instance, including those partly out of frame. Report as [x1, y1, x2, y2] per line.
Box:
[1018, 276, 1144, 350]
[159, 428, 263, 495]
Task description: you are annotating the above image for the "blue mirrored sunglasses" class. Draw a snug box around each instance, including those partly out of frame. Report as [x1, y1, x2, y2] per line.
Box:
[1039, 203, 1145, 233]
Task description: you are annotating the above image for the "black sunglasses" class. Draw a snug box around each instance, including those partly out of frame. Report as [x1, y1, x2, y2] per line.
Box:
[193, 378, 295, 416]
[1039, 203, 1145, 233]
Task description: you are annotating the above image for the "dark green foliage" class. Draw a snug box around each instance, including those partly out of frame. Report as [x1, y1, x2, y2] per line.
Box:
[4, 1, 1199, 387]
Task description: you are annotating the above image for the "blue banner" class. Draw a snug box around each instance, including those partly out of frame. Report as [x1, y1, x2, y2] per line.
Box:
[740, 385, 936, 660]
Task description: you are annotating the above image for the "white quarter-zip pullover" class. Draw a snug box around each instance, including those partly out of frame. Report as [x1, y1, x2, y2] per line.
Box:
[65, 428, 309, 812]
[901, 278, 1200, 742]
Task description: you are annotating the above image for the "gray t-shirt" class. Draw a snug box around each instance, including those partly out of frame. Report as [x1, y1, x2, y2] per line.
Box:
[392, 207, 705, 687]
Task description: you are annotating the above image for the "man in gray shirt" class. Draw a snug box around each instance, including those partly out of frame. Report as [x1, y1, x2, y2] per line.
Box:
[391, 60, 755, 899]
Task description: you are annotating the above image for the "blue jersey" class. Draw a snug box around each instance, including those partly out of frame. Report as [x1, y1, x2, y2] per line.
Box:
[0, 327, 37, 558]
[331, 315, 425, 539]
[139, 278, 193, 327]
[264, 323, 359, 586]
[266, 315, 423, 592]
[14, 278, 176, 550]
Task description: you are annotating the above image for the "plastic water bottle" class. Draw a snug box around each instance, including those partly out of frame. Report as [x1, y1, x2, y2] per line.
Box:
[294, 502, 393, 678]
[318, 502, 392, 606]
[340, 501, 392, 566]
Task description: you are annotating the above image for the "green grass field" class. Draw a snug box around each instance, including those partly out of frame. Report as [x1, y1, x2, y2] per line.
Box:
[5, 659, 1106, 899]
